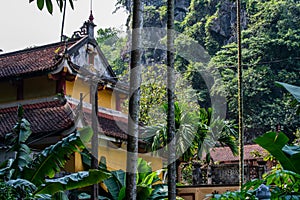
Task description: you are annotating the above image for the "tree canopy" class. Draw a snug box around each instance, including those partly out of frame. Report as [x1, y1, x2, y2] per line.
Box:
[178, 0, 300, 142]
[99, 0, 300, 143]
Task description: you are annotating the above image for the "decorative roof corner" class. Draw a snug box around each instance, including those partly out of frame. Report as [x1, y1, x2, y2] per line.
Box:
[72, 11, 96, 39]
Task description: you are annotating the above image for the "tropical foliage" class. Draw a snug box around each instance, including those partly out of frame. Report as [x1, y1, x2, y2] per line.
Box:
[200, 0, 300, 141]
[209, 79, 300, 198]
[96, 28, 129, 78]
[0, 181, 20, 200]
[111, 0, 300, 143]
[143, 102, 237, 182]
[97, 158, 168, 200]
[276, 81, 300, 115]
[210, 130, 300, 199]
[0, 106, 111, 199]
[255, 131, 300, 174]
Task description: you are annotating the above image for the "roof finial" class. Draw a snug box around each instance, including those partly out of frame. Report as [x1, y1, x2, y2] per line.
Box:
[89, 0, 94, 22]
[89, 10, 94, 22]
[86, 0, 96, 39]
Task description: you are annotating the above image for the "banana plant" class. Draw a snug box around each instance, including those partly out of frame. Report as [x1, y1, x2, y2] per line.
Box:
[0, 106, 111, 199]
[98, 158, 167, 200]
[255, 131, 300, 174]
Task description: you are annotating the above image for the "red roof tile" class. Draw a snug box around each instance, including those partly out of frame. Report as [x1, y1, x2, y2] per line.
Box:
[0, 39, 79, 79]
[69, 104, 128, 140]
[0, 100, 130, 145]
[210, 144, 265, 162]
[0, 100, 74, 140]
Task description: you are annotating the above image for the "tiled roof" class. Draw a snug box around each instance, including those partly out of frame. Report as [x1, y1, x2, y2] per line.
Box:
[0, 39, 79, 79]
[0, 100, 129, 145]
[0, 100, 75, 141]
[69, 104, 128, 141]
[210, 144, 265, 162]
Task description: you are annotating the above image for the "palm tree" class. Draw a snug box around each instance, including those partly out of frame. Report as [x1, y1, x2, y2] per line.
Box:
[196, 107, 238, 162]
[167, 0, 176, 198]
[143, 102, 238, 183]
[126, 0, 143, 199]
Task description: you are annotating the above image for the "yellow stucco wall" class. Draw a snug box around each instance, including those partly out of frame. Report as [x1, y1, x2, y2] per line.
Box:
[65, 80, 74, 98]
[0, 81, 16, 103]
[66, 79, 116, 110]
[177, 186, 239, 200]
[97, 145, 162, 171]
[24, 76, 56, 99]
[66, 78, 91, 103]
[64, 152, 85, 173]
[98, 89, 116, 110]
[65, 144, 162, 173]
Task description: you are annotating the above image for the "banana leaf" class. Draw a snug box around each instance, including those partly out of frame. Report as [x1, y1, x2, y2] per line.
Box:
[148, 184, 168, 200]
[103, 170, 125, 200]
[23, 127, 93, 186]
[276, 81, 300, 102]
[137, 158, 152, 183]
[276, 81, 300, 114]
[17, 118, 32, 144]
[6, 178, 37, 195]
[0, 159, 14, 179]
[4, 106, 33, 178]
[35, 194, 52, 199]
[117, 187, 125, 200]
[137, 186, 153, 200]
[34, 169, 111, 195]
[51, 191, 69, 200]
[254, 132, 300, 174]
[12, 143, 31, 173]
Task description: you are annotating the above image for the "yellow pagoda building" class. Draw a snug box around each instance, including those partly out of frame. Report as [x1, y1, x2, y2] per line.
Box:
[0, 14, 162, 172]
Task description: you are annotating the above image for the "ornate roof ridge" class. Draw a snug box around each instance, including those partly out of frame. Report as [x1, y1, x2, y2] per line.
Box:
[0, 37, 81, 58]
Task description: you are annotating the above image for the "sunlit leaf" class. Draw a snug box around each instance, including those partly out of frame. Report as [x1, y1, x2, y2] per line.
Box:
[255, 132, 300, 174]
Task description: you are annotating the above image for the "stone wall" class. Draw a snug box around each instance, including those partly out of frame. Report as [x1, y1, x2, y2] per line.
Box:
[177, 185, 239, 200]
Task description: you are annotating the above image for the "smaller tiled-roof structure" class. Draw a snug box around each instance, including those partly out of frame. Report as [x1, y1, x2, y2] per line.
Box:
[210, 144, 265, 163]
[0, 98, 129, 146]
[68, 102, 128, 141]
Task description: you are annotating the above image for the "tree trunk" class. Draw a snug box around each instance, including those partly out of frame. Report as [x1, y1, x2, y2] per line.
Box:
[167, 0, 176, 199]
[237, 0, 244, 188]
[91, 83, 99, 200]
[125, 0, 143, 199]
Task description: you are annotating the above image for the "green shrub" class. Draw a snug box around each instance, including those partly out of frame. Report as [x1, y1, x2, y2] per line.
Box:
[0, 182, 16, 199]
